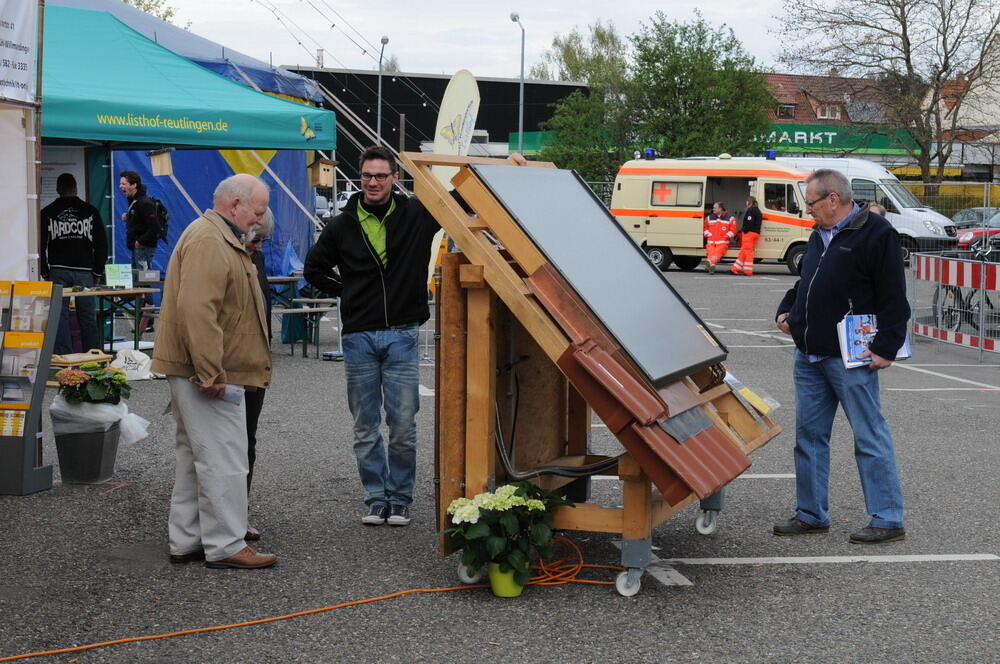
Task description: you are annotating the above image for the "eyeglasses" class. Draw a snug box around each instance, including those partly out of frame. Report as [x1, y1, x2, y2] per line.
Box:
[249, 236, 268, 244]
[805, 193, 831, 208]
[360, 172, 394, 182]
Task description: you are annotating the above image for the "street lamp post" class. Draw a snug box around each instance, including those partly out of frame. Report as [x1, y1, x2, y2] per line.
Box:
[377, 35, 389, 145]
[510, 12, 524, 154]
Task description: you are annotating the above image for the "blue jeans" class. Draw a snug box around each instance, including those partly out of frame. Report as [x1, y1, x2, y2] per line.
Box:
[50, 268, 98, 355]
[793, 350, 904, 529]
[342, 325, 420, 506]
[131, 245, 156, 271]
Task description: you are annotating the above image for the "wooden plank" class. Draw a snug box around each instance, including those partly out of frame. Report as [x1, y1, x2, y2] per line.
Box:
[507, 320, 566, 472]
[464, 287, 496, 497]
[459, 263, 485, 289]
[566, 383, 590, 456]
[402, 152, 555, 169]
[436, 255, 468, 554]
[453, 168, 549, 275]
[619, 456, 652, 540]
[552, 503, 623, 534]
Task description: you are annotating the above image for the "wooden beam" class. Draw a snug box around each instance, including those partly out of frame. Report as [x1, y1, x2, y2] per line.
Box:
[464, 287, 496, 496]
[452, 168, 549, 275]
[552, 503, 623, 533]
[401, 152, 555, 170]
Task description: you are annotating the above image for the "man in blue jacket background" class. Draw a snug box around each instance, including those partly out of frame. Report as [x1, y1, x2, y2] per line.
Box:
[774, 169, 909, 544]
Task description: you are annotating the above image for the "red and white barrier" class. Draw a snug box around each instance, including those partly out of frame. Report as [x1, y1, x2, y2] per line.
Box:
[912, 254, 999, 353]
[912, 322, 998, 352]
[914, 254, 999, 290]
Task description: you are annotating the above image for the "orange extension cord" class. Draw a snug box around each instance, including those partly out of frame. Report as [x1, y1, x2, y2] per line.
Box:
[0, 537, 621, 662]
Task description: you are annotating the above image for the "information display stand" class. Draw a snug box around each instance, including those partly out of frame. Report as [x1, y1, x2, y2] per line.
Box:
[0, 281, 62, 495]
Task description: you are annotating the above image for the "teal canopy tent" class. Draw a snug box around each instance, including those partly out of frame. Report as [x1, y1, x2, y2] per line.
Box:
[41, 6, 334, 149]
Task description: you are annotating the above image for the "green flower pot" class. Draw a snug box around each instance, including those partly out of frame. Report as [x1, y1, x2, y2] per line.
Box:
[487, 562, 524, 597]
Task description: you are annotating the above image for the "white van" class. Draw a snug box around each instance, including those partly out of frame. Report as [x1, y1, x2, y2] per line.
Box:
[610, 156, 814, 273]
[770, 157, 957, 257]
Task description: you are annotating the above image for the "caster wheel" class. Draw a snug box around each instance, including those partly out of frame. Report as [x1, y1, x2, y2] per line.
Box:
[695, 510, 719, 535]
[615, 570, 642, 597]
[457, 560, 484, 584]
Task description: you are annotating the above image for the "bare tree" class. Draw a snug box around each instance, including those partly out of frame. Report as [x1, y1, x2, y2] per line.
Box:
[124, 0, 190, 28]
[777, 0, 1000, 182]
[529, 19, 628, 86]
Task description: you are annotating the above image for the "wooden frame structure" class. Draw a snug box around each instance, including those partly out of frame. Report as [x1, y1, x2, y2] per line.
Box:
[404, 153, 781, 593]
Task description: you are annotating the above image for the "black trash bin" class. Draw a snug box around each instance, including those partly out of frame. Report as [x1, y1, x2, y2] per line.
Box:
[54, 423, 120, 484]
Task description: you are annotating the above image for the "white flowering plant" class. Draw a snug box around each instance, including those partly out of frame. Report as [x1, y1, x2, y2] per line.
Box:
[446, 481, 573, 586]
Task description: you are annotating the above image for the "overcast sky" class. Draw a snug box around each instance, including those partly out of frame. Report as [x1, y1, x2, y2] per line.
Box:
[166, 0, 786, 79]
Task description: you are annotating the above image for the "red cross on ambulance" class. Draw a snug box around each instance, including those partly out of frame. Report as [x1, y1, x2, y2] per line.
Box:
[653, 182, 673, 204]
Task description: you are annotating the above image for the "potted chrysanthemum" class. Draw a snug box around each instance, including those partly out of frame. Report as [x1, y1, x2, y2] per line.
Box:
[446, 481, 572, 597]
[50, 362, 135, 484]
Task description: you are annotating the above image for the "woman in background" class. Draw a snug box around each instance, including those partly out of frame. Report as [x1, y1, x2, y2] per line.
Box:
[732, 196, 762, 276]
[243, 209, 274, 541]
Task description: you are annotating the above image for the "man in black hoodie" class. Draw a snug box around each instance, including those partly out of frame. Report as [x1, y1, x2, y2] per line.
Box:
[305, 146, 437, 527]
[774, 168, 909, 544]
[40, 173, 107, 354]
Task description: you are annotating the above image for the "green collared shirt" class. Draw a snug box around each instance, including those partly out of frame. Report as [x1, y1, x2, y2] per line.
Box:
[357, 198, 396, 266]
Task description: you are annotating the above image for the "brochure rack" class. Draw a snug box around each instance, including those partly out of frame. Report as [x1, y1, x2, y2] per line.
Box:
[0, 281, 62, 495]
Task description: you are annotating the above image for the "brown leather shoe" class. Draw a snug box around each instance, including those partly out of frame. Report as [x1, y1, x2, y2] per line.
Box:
[205, 546, 277, 569]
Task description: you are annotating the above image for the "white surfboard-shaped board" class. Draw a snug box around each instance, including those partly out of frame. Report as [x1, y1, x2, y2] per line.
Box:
[428, 69, 480, 291]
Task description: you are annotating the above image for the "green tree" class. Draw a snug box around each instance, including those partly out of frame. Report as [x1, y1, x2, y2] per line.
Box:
[630, 11, 775, 157]
[537, 90, 632, 182]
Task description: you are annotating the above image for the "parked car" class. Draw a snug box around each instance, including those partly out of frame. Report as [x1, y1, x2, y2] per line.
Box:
[956, 211, 1000, 249]
[951, 206, 1000, 228]
[335, 188, 357, 212]
[315, 194, 334, 223]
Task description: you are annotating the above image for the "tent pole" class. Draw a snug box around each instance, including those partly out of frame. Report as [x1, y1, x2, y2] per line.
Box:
[250, 150, 321, 231]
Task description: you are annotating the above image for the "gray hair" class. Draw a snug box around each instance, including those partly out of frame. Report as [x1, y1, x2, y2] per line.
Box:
[245, 208, 275, 243]
[806, 169, 853, 205]
[213, 173, 269, 207]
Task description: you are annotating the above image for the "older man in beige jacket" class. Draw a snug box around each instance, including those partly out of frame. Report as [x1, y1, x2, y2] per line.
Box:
[152, 173, 276, 569]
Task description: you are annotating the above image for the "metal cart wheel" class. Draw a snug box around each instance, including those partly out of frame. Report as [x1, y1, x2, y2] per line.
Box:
[695, 509, 719, 535]
[456, 560, 484, 584]
[615, 569, 642, 597]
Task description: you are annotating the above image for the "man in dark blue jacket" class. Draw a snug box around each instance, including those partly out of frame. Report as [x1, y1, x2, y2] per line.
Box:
[774, 168, 909, 544]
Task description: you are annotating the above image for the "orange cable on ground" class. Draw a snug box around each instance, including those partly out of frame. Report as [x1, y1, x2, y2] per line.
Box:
[0, 537, 620, 662]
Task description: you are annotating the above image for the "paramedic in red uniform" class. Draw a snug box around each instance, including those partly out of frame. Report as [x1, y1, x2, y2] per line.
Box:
[732, 196, 762, 276]
[704, 202, 736, 274]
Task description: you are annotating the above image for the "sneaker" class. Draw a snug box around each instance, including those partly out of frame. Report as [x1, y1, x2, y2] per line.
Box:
[773, 517, 830, 536]
[707, 262, 716, 274]
[387, 504, 411, 526]
[361, 503, 388, 525]
[849, 526, 905, 544]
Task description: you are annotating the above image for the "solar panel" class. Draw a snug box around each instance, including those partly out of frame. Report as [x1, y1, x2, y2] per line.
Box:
[470, 164, 726, 387]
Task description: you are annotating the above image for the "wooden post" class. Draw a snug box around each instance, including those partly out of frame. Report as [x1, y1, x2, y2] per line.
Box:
[464, 285, 495, 496]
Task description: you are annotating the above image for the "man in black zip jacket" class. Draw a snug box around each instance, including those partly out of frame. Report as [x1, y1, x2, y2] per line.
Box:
[774, 168, 909, 545]
[40, 173, 107, 354]
[304, 146, 440, 527]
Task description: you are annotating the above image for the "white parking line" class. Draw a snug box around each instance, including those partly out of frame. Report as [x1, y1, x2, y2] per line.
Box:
[888, 387, 1000, 392]
[662, 554, 999, 566]
[728, 344, 795, 348]
[893, 363, 1000, 390]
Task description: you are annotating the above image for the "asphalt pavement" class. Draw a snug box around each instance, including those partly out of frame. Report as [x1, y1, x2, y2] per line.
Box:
[1, 259, 997, 663]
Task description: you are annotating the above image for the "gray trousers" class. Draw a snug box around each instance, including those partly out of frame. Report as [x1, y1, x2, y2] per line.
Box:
[167, 376, 248, 561]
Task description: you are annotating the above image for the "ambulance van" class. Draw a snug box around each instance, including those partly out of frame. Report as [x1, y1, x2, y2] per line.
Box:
[610, 155, 814, 274]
